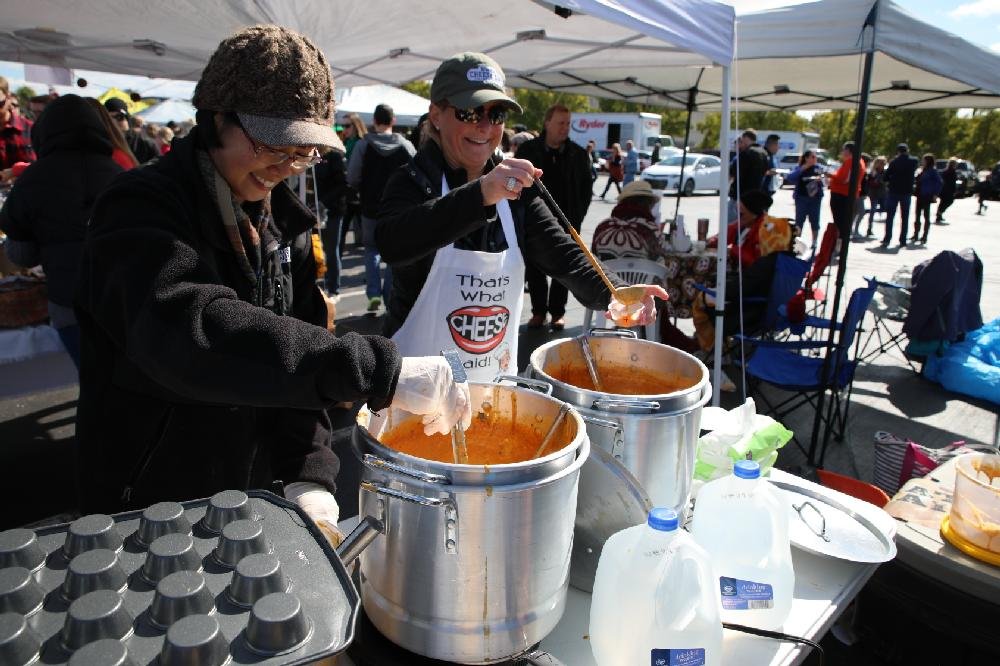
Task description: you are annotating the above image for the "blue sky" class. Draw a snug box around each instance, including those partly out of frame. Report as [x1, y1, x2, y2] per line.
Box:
[726, 0, 1000, 52]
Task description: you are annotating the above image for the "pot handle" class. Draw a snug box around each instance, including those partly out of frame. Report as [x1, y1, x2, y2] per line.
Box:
[581, 414, 626, 461]
[493, 374, 554, 396]
[592, 399, 661, 412]
[589, 328, 638, 339]
[335, 515, 384, 567]
[362, 453, 449, 484]
[360, 481, 459, 554]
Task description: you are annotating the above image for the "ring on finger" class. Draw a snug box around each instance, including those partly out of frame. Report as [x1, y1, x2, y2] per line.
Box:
[504, 176, 518, 192]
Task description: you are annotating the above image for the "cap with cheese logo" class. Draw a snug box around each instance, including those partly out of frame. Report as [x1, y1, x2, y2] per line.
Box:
[430, 52, 522, 113]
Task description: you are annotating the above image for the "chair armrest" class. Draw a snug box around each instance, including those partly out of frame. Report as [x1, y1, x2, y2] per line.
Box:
[734, 334, 832, 350]
[692, 283, 716, 298]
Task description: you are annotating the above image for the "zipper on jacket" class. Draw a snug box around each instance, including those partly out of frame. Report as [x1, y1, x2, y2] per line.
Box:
[121, 406, 175, 506]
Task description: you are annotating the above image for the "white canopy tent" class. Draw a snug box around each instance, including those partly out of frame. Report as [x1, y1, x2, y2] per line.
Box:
[334, 84, 429, 127]
[135, 98, 197, 124]
[0, 0, 738, 403]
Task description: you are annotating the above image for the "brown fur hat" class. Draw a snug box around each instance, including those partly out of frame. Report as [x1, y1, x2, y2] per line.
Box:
[193, 25, 339, 148]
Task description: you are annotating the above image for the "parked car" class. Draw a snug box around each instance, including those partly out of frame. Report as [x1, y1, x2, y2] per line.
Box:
[640, 153, 722, 195]
[935, 158, 977, 198]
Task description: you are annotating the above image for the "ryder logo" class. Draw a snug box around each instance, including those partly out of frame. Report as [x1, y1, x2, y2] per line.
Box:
[447, 305, 510, 354]
[571, 118, 606, 132]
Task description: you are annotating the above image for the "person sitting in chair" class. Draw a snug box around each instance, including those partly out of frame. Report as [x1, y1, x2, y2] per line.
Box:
[591, 180, 668, 261]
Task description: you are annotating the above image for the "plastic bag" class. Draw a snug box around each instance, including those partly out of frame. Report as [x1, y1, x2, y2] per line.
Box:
[694, 398, 793, 482]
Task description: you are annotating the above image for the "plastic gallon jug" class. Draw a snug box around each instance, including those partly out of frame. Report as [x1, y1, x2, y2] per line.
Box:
[691, 460, 794, 630]
[590, 508, 723, 666]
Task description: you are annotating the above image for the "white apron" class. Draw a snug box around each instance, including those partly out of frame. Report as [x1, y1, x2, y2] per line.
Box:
[391, 176, 525, 382]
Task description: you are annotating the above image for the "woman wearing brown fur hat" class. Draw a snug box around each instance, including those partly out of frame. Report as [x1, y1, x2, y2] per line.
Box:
[74, 26, 470, 538]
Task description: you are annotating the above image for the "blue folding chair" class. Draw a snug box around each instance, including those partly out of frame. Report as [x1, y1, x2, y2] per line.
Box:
[694, 252, 811, 339]
[736, 279, 877, 466]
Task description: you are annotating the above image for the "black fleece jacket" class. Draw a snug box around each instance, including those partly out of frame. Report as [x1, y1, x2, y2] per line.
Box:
[0, 94, 123, 306]
[75, 127, 401, 513]
[375, 141, 621, 336]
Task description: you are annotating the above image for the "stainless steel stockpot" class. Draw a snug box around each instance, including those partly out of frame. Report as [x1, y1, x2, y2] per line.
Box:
[352, 378, 589, 665]
[529, 329, 710, 516]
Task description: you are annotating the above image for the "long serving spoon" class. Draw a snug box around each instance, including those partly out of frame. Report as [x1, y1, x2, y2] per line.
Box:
[533, 403, 571, 459]
[577, 335, 605, 392]
[441, 350, 470, 465]
[531, 177, 647, 308]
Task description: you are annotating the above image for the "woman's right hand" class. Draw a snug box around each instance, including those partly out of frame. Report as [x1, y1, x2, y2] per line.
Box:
[480, 158, 542, 206]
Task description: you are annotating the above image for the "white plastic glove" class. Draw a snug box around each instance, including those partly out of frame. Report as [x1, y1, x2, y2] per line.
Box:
[284, 481, 344, 547]
[393, 356, 473, 436]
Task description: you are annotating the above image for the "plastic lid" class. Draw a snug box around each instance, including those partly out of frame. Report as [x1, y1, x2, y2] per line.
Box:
[734, 460, 761, 479]
[647, 508, 679, 531]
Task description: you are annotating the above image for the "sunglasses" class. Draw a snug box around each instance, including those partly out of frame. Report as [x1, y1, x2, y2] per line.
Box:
[451, 104, 508, 126]
[240, 125, 322, 172]
[111, 112, 127, 121]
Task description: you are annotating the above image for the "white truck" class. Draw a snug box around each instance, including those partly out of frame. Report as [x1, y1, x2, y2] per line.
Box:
[727, 129, 820, 162]
[569, 112, 673, 151]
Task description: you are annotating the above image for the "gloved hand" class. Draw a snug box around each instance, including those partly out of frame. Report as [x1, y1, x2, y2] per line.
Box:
[392, 356, 473, 436]
[284, 481, 344, 547]
[605, 284, 669, 327]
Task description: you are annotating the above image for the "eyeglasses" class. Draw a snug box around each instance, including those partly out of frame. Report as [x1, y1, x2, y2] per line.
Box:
[240, 126, 322, 172]
[451, 104, 508, 126]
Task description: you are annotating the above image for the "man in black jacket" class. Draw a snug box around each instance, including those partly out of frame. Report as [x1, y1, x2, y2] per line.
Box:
[882, 143, 918, 247]
[75, 26, 470, 534]
[104, 97, 159, 164]
[515, 104, 592, 330]
[727, 129, 769, 221]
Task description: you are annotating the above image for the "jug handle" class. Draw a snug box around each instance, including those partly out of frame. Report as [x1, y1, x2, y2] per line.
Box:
[653, 548, 710, 628]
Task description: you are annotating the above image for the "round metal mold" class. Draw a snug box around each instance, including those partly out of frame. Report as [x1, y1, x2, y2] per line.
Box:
[159, 614, 231, 666]
[0, 529, 46, 572]
[212, 519, 268, 568]
[227, 553, 288, 608]
[0, 567, 45, 616]
[68, 638, 136, 666]
[140, 533, 202, 585]
[200, 490, 252, 535]
[244, 592, 312, 656]
[134, 502, 192, 548]
[0, 612, 42, 666]
[61, 589, 135, 651]
[63, 515, 123, 560]
[149, 571, 216, 630]
[62, 549, 128, 601]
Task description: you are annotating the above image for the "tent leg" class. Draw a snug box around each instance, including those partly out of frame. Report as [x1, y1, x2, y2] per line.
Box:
[712, 66, 731, 407]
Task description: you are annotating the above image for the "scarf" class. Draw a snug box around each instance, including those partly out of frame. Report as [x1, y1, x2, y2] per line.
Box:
[196, 150, 270, 284]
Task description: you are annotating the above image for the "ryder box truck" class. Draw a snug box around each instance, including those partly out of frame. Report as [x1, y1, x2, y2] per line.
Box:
[569, 112, 672, 151]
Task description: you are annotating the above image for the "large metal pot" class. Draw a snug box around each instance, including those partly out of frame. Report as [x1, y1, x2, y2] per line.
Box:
[529, 329, 710, 516]
[352, 378, 589, 664]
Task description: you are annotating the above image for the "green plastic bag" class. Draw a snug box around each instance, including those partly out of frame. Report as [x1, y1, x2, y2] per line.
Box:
[694, 398, 793, 481]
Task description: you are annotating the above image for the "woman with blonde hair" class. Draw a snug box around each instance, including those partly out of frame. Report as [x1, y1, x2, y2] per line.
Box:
[85, 97, 138, 169]
[342, 112, 366, 160]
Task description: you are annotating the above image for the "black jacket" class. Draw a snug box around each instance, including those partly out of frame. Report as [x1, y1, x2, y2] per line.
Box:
[375, 141, 621, 336]
[0, 94, 123, 306]
[126, 128, 159, 164]
[885, 153, 918, 196]
[728, 144, 770, 199]
[515, 135, 592, 227]
[75, 127, 401, 513]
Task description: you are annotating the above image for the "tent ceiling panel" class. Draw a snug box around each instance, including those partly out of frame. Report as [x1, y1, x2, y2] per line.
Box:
[0, 0, 733, 103]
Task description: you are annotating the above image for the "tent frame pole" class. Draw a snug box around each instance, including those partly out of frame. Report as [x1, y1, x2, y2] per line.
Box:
[808, 1, 879, 466]
[673, 85, 699, 221]
[712, 66, 732, 406]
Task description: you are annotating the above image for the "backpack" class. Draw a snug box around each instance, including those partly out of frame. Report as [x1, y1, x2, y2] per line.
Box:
[360, 139, 410, 217]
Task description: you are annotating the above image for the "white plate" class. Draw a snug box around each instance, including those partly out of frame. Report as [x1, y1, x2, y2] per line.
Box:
[769, 474, 898, 563]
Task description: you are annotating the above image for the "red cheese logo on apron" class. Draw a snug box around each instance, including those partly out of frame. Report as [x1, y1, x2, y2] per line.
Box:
[447, 305, 510, 354]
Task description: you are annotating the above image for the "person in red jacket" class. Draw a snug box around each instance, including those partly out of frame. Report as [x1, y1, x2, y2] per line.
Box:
[827, 141, 866, 235]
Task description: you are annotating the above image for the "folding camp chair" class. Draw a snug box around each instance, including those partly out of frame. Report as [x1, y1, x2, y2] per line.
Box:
[583, 257, 668, 340]
[736, 279, 878, 467]
[858, 279, 918, 371]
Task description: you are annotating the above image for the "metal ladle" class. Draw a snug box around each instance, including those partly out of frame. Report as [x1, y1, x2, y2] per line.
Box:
[577, 335, 604, 392]
[532, 177, 647, 308]
[441, 350, 470, 465]
[533, 403, 571, 459]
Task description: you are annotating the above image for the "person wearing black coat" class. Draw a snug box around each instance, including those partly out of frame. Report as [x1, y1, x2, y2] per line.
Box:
[314, 147, 348, 294]
[514, 104, 593, 329]
[0, 94, 124, 365]
[74, 26, 471, 531]
[882, 143, 918, 246]
[936, 160, 957, 223]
